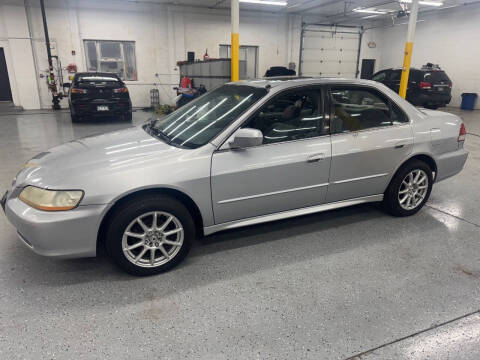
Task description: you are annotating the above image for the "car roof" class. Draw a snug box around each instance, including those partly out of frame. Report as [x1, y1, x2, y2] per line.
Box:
[228, 77, 380, 90]
[382, 67, 445, 73]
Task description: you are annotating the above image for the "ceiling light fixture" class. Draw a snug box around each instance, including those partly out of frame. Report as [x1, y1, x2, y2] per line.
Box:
[353, 8, 388, 14]
[399, 0, 444, 6]
[239, 0, 288, 6]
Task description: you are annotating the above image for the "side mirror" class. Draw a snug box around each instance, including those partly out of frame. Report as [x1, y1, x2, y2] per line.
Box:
[228, 128, 263, 149]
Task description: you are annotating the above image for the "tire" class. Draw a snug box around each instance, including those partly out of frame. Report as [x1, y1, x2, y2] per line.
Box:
[383, 159, 433, 217]
[123, 112, 132, 122]
[71, 113, 80, 123]
[105, 194, 194, 276]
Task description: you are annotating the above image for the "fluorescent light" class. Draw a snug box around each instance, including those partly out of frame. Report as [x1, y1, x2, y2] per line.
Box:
[400, 0, 444, 6]
[353, 8, 388, 14]
[239, 0, 288, 6]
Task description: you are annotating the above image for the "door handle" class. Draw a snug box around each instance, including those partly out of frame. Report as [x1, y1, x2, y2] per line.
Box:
[307, 153, 325, 163]
[394, 141, 408, 149]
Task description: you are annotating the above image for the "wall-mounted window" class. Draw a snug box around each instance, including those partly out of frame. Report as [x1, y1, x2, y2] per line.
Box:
[84, 40, 137, 81]
[219, 45, 258, 79]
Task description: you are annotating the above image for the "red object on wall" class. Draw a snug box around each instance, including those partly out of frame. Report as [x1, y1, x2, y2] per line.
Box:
[67, 63, 78, 73]
[181, 76, 192, 89]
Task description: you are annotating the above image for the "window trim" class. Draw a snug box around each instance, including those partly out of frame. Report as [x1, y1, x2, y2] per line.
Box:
[216, 85, 328, 151]
[326, 84, 410, 135]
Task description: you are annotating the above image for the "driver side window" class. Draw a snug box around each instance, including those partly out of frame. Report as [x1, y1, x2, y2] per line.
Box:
[243, 89, 322, 145]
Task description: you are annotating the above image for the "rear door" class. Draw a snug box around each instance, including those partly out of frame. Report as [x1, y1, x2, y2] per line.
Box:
[211, 86, 331, 224]
[327, 85, 413, 203]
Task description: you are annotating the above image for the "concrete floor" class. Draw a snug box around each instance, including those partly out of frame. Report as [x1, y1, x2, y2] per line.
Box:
[0, 108, 479, 359]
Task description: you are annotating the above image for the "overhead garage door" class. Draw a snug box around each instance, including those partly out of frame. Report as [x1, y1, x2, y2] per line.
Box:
[300, 25, 362, 78]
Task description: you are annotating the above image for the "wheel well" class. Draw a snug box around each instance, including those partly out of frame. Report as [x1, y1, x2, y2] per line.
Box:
[388, 154, 437, 192]
[96, 188, 204, 254]
[409, 154, 437, 175]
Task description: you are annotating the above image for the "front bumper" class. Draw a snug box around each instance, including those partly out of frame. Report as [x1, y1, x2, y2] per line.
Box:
[3, 192, 108, 258]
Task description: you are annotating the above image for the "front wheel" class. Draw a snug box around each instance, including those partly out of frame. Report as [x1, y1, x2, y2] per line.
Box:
[105, 195, 194, 276]
[383, 160, 433, 217]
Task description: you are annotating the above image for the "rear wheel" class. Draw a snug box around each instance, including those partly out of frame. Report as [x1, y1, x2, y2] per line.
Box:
[71, 113, 80, 123]
[383, 160, 433, 216]
[105, 195, 194, 276]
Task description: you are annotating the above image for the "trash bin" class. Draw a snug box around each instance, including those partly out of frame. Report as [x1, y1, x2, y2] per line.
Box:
[461, 93, 478, 110]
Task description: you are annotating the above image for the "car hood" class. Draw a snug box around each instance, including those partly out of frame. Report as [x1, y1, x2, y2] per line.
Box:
[15, 125, 184, 189]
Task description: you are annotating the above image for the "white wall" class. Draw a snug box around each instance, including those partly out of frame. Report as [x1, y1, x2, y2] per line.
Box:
[1, 0, 299, 109]
[360, 4, 480, 108]
[0, 4, 41, 109]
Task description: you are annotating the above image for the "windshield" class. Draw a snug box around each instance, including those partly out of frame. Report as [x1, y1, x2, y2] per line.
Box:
[147, 84, 267, 148]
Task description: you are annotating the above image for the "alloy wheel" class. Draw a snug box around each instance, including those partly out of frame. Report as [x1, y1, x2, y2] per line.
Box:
[121, 211, 184, 268]
[398, 169, 429, 211]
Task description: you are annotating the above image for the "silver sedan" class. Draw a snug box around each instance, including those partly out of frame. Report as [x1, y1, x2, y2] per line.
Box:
[2, 78, 468, 275]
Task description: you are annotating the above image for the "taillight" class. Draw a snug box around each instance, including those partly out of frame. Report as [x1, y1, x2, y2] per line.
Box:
[419, 81, 432, 89]
[458, 123, 466, 142]
[113, 87, 128, 93]
[449, 81, 452, 88]
[71, 88, 87, 94]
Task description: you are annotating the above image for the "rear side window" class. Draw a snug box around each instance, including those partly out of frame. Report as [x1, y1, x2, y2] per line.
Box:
[423, 71, 450, 82]
[389, 70, 402, 81]
[330, 87, 408, 133]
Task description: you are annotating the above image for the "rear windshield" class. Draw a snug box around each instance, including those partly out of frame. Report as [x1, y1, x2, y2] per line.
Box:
[423, 71, 450, 82]
[75, 75, 120, 84]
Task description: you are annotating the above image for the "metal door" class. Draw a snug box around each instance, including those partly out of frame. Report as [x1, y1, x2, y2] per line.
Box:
[0, 48, 13, 101]
[326, 86, 414, 203]
[360, 59, 375, 79]
[211, 136, 332, 224]
[211, 87, 331, 224]
[300, 24, 362, 78]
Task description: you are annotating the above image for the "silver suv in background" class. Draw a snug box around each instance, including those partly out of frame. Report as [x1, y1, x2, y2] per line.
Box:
[2, 78, 468, 275]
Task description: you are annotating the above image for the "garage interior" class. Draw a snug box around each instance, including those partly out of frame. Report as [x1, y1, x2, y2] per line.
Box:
[0, 0, 479, 359]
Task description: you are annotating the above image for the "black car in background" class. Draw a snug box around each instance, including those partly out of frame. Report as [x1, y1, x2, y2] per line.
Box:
[68, 72, 132, 122]
[371, 64, 452, 109]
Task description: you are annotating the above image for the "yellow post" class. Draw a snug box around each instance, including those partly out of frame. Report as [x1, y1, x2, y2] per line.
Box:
[231, 33, 239, 82]
[231, 0, 239, 82]
[399, 42, 413, 98]
[399, 0, 419, 99]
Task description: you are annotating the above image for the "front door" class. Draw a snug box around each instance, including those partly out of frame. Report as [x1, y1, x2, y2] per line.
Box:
[327, 85, 414, 203]
[211, 87, 331, 224]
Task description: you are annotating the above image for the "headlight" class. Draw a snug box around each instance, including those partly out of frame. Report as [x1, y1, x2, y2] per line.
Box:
[19, 186, 84, 211]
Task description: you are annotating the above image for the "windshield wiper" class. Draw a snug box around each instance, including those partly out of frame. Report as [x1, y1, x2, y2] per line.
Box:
[144, 120, 171, 144]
